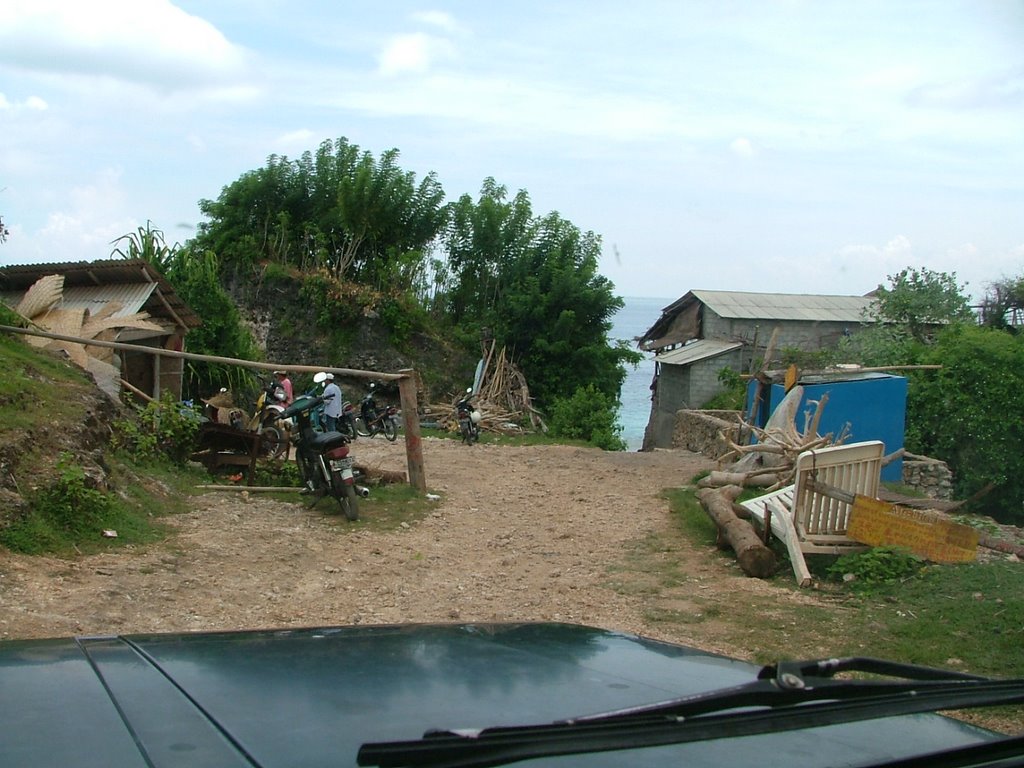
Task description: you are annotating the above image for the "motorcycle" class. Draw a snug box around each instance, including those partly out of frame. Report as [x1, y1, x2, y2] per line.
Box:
[456, 388, 481, 445]
[250, 378, 291, 459]
[355, 384, 399, 442]
[339, 400, 359, 439]
[271, 389, 360, 520]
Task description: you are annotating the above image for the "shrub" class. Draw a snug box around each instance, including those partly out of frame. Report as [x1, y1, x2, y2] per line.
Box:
[1, 456, 129, 554]
[826, 546, 925, 591]
[112, 392, 201, 464]
[548, 383, 626, 451]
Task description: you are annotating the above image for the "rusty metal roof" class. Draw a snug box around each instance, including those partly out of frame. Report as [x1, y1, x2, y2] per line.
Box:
[0, 259, 201, 329]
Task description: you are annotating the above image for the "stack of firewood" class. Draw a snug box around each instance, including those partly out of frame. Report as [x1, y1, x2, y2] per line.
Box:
[425, 342, 546, 436]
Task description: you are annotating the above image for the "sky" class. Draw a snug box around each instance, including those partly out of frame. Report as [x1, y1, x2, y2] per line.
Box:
[1, 1, 1022, 303]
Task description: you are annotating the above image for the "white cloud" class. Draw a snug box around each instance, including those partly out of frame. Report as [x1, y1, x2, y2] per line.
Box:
[377, 32, 455, 76]
[0, 0, 251, 92]
[2, 168, 137, 264]
[411, 10, 465, 35]
[730, 137, 755, 157]
[274, 129, 317, 152]
[0, 92, 48, 111]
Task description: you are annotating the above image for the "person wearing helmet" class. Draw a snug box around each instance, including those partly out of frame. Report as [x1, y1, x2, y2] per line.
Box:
[321, 373, 343, 433]
[273, 370, 293, 405]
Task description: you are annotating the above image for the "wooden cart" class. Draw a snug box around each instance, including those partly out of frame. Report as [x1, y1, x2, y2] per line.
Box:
[190, 421, 266, 485]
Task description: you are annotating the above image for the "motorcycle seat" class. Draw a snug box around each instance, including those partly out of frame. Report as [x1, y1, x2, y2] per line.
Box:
[308, 431, 349, 450]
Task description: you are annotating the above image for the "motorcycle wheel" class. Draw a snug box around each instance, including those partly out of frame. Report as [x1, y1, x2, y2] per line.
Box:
[354, 417, 371, 438]
[383, 418, 398, 442]
[460, 420, 475, 445]
[260, 424, 288, 459]
[330, 472, 360, 521]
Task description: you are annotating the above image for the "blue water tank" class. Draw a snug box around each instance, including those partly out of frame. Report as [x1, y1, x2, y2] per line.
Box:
[745, 372, 907, 482]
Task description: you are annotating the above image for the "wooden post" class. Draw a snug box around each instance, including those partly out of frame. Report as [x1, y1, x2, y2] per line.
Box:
[397, 369, 426, 492]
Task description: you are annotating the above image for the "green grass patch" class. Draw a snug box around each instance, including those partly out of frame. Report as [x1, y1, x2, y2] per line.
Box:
[0, 455, 193, 556]
[840, 561, 1024, 678]
[0, 334, 94, 431]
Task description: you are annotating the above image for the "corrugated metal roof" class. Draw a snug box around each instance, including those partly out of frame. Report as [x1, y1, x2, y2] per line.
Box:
[60, 283, 157, 317]
[655, 339, 743, 366]
[0, 259, 201, 329]
[691, 289, 874, 322]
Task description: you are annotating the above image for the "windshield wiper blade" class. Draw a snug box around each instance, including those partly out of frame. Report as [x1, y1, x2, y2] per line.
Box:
[357, 657, 1024, 768]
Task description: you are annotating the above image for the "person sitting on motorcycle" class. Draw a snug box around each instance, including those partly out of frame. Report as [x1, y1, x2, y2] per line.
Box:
[273, 370, 294, 405]
[321, 373, 343, 433]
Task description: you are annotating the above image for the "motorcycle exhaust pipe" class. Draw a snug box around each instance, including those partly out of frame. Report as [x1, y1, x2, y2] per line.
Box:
[355, 485, 371, 498]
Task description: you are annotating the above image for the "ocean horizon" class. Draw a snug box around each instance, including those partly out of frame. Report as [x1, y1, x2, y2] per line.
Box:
[611, 296, 675, 451]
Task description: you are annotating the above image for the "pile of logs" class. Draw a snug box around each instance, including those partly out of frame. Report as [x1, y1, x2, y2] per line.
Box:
[708, 387, 846, 493]
[696, 385, 844, 578]
[424, 342, 546, 437]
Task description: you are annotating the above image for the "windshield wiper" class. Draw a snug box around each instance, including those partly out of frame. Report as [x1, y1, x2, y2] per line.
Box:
[357, 657, 1024, 768]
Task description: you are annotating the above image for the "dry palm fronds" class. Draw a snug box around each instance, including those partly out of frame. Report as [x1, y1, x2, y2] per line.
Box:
[12, 277, 169, 375]
[15, 275, 64, 320]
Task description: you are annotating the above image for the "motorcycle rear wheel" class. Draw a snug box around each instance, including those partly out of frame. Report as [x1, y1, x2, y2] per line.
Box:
[260, 424, 288, 459]
[330, 472, 360, 521]
[354, 417, 371, 437]
[383, 419, 398, 442]
[460, 420, 476, 445]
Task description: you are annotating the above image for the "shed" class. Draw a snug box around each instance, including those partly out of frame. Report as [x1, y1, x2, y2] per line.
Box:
[0, 259, 202, 401]
[745, 371, 907, 482]
[639, 289, 879, 450]
[645, 340, 743, 448]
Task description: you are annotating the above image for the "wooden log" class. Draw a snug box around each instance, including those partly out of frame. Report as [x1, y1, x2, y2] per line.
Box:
[698, 485, 777, 578]
[354, 463, 407, 485]
[698, 471, 779, 489]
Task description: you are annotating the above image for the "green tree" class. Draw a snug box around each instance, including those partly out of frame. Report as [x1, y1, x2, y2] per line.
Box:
[905, 324, 1024, 525]
[871, 266, 974, 342]
[979, 275, 1024, 330]
[194, 138, 447, 290]
[439, 181, 638, 413]
[548, 383, 626, 450]
[835, 266, 973, 365]
[164, 248, 259, 399]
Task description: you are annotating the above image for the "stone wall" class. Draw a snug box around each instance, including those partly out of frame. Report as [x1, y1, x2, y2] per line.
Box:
[901, 452, 955, 500]
[671, 409, 741, 460]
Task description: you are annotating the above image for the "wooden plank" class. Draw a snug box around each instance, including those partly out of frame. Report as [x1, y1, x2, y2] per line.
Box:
[767, 497, 812, 587]
[847, 495, 978, 563]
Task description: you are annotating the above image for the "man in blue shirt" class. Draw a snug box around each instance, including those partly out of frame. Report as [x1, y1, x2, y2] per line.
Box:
[322, 373, 343, 433]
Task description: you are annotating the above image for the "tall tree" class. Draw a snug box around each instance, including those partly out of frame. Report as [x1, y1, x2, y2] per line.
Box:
[439, 180, 637, 409]
[194, 138, 447, 288]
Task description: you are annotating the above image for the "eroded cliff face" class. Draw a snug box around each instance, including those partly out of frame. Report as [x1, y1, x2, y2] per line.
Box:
[222, 268, 473, 405]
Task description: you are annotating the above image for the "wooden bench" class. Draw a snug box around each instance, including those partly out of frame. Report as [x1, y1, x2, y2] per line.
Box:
[740, 440, 884, 586]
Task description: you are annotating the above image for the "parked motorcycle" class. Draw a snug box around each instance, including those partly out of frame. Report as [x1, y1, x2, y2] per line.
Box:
[271, 390, 360, 520]
[354, 384, 399, 442]
[250, 378, 290, 459]
[339, 400, 359, 439]
[456, 388, 481, 445]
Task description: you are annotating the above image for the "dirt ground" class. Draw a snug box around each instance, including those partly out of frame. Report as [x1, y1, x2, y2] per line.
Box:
[0, 437, 840, 659]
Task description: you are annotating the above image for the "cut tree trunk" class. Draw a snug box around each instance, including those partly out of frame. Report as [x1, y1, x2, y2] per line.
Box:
[698, 485, 777, 578]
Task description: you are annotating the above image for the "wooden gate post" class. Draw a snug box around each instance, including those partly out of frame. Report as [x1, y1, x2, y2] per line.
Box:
[397, 370, 426, 491]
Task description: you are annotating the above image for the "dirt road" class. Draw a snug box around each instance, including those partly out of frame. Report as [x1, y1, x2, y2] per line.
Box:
[0, 438, 822, 656]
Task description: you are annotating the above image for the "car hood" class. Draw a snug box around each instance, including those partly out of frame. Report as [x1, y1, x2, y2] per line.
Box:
[0, 622, 996, 768]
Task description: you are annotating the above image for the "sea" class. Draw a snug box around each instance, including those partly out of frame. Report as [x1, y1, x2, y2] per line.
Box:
[610, 296, 674, 451]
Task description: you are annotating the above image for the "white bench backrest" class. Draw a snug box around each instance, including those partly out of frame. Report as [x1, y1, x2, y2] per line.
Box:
[791, 440, 884, 538]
